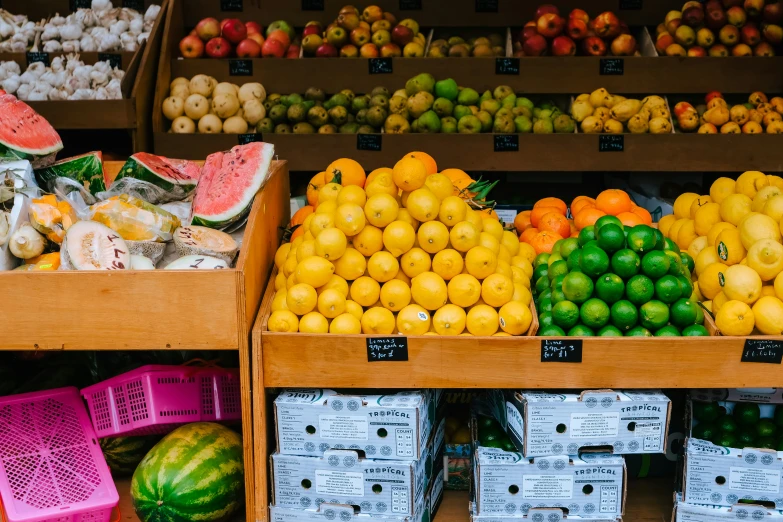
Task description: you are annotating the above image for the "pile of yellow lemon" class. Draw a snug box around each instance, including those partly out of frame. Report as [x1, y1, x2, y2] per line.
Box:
[663, 171, 783, 336]
[269, 152, 535, 337]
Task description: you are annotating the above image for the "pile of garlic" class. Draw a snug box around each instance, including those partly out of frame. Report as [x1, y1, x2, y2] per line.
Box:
[38, 1, 160, 54]
[0, 55, 124, 101]
[0, 10, 37, 52]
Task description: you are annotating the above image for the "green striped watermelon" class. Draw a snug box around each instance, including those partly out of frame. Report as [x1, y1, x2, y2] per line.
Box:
[131, 423, 244, 522]
[99, 436, 161, 476]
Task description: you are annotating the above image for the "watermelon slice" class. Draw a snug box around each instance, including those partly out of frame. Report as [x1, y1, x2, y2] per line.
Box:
[0, 94, 63, 166]
[34, 151, 106, 194]
[115, 152, 200, 193]
[191, 142, 275, 229]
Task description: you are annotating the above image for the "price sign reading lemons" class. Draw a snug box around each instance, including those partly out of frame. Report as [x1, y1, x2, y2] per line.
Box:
[367, 337, 409, 362]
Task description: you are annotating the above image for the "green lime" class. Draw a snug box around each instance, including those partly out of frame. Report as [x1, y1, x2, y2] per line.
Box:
[548, 252, 563, 265]
[596, 273, 625, 303]
[550, 288, 567, 304]
[775, 406, 783, 427]
[664, 237, 678, 252]
[580, 246, 610, 278]
[548, 260, 569, 281]
[626, 274, 655, 305]
[653, 229, 665, 250]
[626, 326, 653, 337]
[550, 274, 565, 291]
[758, 419, 778, 439]
[757, 437, 776, 449]
[718, 415, 738, 434]
[641, 251, 671, 280]
[559, 238, 580, 259]
[477, 416, 496, 430]
[778, 438, 783, 451]
[533, 264, 549, 282]
[502, 440, 517, 452]
[479, 425, 503, 442]
[626, 225, 657, 254]
[596, 223, 626, 252]
[567, 249, 582, 271]
[552, 301, 580, 330]
[611, 249, 641, 279]
[677, 275, 694, 297]
[693, 401, 721, 422]
[665, 250, 683, 275]
[655, 325, 681, 336]
[536, 275, 551, 295]
[580, 298, 611, 329]
[694, 304, 704, 325]
[670, 298, 699, 327]
[716, 433, 738, 448]
[578, 226, 596, 246]
[655, 275, 682, 303]
[610, 300, 638, 332]
[682, 324, 709, 336]
[583, 240, 601, 250]
[538, 312, 554, 328]
[738, 429, 757, 447]
[598, 325, 623, 336]
[562, 272, 595, 304]
[538, 298, 553, 314]
[539, 324, 566, 336]
[538, 289, 552, 303]
[551, 240, 564, 258]
[640, 300, 670, 330]
[680, 252, 695, 273]
[693, 421, 718, 442]
[568, 324, 595, 336]
[734, 403, 761, 426]
[594, 215, 623, 231]
[534, 253, 550, 268]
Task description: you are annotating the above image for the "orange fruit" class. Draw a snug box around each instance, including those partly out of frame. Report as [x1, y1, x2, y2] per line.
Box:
[514, 211, 532, 233]
[479, 208, 500, 220]
[453, 177, 478, 199]
[530, 206, 561, 228]
[630, 206, 653, 225]
[571, 196, 596, 217]
[392, 156, 427, 191]
[616, 211, 645, 227]
[290, 205, 314, 226]
[574, 207, 606, 230]
[307, 172, 326, 207]
[325, 158, 367, 187]
[534, 197, 567, 216]
[595, 189, 633, 216]
[530, 231, 562, 255]
[440, 168, 472, 184]
[538, 211, 571, 238]
[290, 225, 305, 241]
[409, 151, 437, 174]
[520, 227, 539, 244]
[365, 167, 392, 187]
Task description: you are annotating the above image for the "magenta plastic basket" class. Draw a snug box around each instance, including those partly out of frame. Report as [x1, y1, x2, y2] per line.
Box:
[0, 387, 119, 522]
[80, 365, 241, 438]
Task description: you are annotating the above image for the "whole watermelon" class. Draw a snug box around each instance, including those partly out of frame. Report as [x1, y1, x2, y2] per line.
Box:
[131, 423, 244, 522]
[100, 436, 161, 476]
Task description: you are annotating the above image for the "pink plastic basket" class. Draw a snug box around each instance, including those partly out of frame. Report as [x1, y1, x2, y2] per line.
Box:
[80, 365, 241, 438]
[0, 387, 119, 522]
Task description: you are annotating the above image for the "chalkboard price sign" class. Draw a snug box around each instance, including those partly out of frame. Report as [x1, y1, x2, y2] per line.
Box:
[620, 0, 643, 9]
[600, 58, 624, 75]
[302, 0, 325, 10]
[220, 0, 243, 11]
[357, 134, 382, 151]
[367, 337, 409, 362]
[476, 0, 499, 12]
[494, 134, 519, 152]
[599, 134, 624, 152]
[229, 59, 253, 76]
[541, 340, 583, 363]
[741, 339, 783, 364]
[26, 52, 50, 67]
[369, 57, 393, 74]
[98, 53, 122, 70]
[238, 133, 264, 145]
[399, 0, 422, 9]
[496, 58, 520, 75]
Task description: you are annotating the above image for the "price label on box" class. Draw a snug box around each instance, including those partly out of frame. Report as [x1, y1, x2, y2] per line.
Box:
[302, 0, 325, 10]
[369, 58, 393, 74]
[399, 0, 422, 9]
[599, 134, 624, 152]
[229, 59, 253, 76]
[357, 134, 382, 151]
[496, 58, 520, 75]
[620, 0, 643, 9]
[541, 339, 583, 363]
[494, 135, 518, 152]
[600, 58, 624, 76]
[98, 53, 122, 70]
[367, 337, 409, 362]
[741, 339, 783, 364]
[220, 0, 243, 11]
[238, 133, 264, 145]
[26, 52, 50, 67]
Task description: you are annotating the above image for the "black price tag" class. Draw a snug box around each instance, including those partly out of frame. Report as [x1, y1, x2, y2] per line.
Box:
[121, 0, 145, 11]
[599, 134, 624, 152]
[476, 0, 499, 12]
[302, 0, 325, 10]
[220, 0, 243, 11]
[620, 0, 643, 9]
[741, 340, 783, 364]
[357, 134, 382, 151]
[367, 337, 409, 362]
[26, 52, 50, 67]
[70, 0, 91, 9]
[600, 58, 624, 75]
[238, 133, 263, 144]
[494, 134, 518, 152]
[98, 53, 122, 70]
[369, 57, 393, 74]
[399, 0, 422, 9]
[541, 340, 583, 363]
[229, 59, 253, 76]
[496, 57, 520, 75]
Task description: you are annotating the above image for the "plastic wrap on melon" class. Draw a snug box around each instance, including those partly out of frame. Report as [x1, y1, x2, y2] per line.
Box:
[28, 195, 77, 244]
[88, 194, 181, 242]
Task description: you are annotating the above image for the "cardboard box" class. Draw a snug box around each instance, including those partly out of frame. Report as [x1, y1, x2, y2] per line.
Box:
[473, 448, 626, 517]
[683, 437, 783, 509]
[471, 504, 622, 521]
[687, 389, 783, 435]
[275, 389, 437, 460]
[674, 499, 783, 521]
[506, 390, 672, 457]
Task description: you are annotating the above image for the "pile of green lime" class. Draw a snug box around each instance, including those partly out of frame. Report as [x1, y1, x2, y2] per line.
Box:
[534, 218, 709, 337]
[692, 401, 783, 450]
[476, 415, 516, 452]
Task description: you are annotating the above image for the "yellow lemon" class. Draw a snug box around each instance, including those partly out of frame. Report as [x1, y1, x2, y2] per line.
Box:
[334, 203, 366, 237]
[317, 274, 349, 297]
[465, 246, 498, 279]
[752, 296, 783, 335]
[336, 185, 367, 207]
[296, 256, 335, 287]
[400, 247, 432, 278]
[691, 282, 704, 301]
[392, 156, 427, 191]
[698, 262, 729, 300]
[465, 207, 484, 231]
[365, 179, 398, 198]
[478, 232, 500, 254]
[268, 310, 299, 332]
[769, 175, 783, 189]
[411, 272, 448, 310]
[447, 274, 482, 307]
[309, 213, 335, 238]
[350, 276, 381, 306]
[498, 301, 533, 335]
[658, 214, 676, 236]
[317, 289, 346, 318]
[380, 279, 412, 311]
[747, 239, 783, 281]
[466, 304, 499, 336]
[688, 236, 709, 260]
[424, 173, 453, 201]
[493, 332, 513, 337]
[360, 307, 396, 334]
[719, 193, 753, 225]
[715, 300, 755, 336]
[406, 188, 441, 222]
[274, 243, 291, 270]
[450, 221, 480, 252]
[299, 312, 329, 333]
[710, 177, 736, 203]
[512, 283, 533, 305]
[668, 219, 687, 244]
[722, 264, 762, 304]
[395, 208, 420, 231]
[694, 202, 722, 237]
[764, 195, 783, 222]
[368, 251, 400, 282]
[511, 266, 530, 286]
[703, 300, 713, 313]
[286, 272, 297, 290]
[707, 222, 735, 246]
[715, 228, 746, 266]
[689, 195, 712, 218]
[329, 313, 362, 334]
[317, 182, 342, 205]
[353, 225, 384, 257]
[303, 231, 315, 241]
[739, 212, 781, 248]
[676, 219, 698, 250]
[271, 290, 289, 312]
[674, 192, 700, 219]
[438, 196, 467, 226]
[286, 283, 317, 315]
[735, 170, 769, 198]
[364, 193, 400, 227]
[432, 249, 464, 280]
[482, 219, 504, 241]
[333, 248, 366, 281]
[495, 259, 512, 278]
[511, 255, 534, 278]
[761, 285, 777, 297]
[712, 291, 728, 313]
[396, 304, 431, 335]
[302, 214, 314, 234]
[481, 273, 514, 307]
[344, 300, 364, 320]
[274, 271, 287, 291]
[314, 228, 347, 261]
[433, 304, 467, 335]
[394, 270, 411, 285]
[752, 185, 782, 212]
[501, 231, 520, 256]
[417, 221, 450, 254]
[297, 239, 317, 263]
[497, 245, 512, 264]
[382, 220, 416, 256]
[315, 200, 337, 215]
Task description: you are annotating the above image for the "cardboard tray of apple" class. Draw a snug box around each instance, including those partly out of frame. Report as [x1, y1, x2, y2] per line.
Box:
[654, 0, 782, 57]
[180, 17, 300, 59]
[670, 91, 783, 133]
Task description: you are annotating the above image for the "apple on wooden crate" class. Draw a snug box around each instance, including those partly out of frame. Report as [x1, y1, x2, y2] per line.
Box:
[179, 18, 300, 59]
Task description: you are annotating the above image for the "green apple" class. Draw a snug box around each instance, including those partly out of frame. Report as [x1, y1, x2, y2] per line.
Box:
[516, 97, 534, 111]
[480, 99, 501, 117]
[407, 91, 434, 118]
[533, 119, 554, 134]
[514, 115, 532, 133]
[453, 105, 472, 121]
[434, 78, 459, 101]
[457, 115, 482, 133]
[441, 116, 457, 133]
[458, 88, 480, 106]
[493, 115, 515, 133]
[476, 110, 493, 132]
[433, 98, 454, 117]
[417, 110, 442, 133]
[385, 114, 411, 134]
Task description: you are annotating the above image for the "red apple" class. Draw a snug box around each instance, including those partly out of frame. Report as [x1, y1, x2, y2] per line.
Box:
[522, 34, 548, 56]
[744, 0, 765, 17]
[245, 21, 262, 35]
[741, 22, 761, 45]
[222, 18, 247, 45]
[189, 29, 198, 37]
[764, 1, 783, 23]
[569, 9, 590, 23]
[380, 42, 402, 57]
[550, 35, 576, 55]
[763, 23, 783, 43]
[204, 36, 230, 58]
[705, 0, 723, 11]
[315, 43, 339, 57]
[610, 34, 636, 55]
[220, 19, 231, 32]
[709, 43, 730, 55]
[656, 33, 675, 54]
[537, 13, 565, 38]
[350, 26, 371, 46]
[706, 7, 728, 29]
[267, 29, 291, 48]
[535, 5, 560, 21]
[674, 102, 695, 117]
[261, 37, 286, 57]
[705, 91, 724, 103]
[719, 24, 740, 44]
[247, 33, 264, 46]
[592, 11, 622, 38]
[567, 18, 589, 39]
[582, 35, 607, 56]
[687, 45, 707, 56]
[195, 17, 220, 41]
[732, 42, 753, 54]
[682, 5, 705, 27]
[179, 35, 204, 58]
[286, 44, 300, 58]
[359, 43, 379, 58]
[755, 41, 776, 54]
[303, 24, 321, 37]
[521, 22, 538, 42]
[726, 6, 748, 26]
[391, 24, 414, 46]
[236, 38, 262, 57]
[340, 44, 358, 57]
